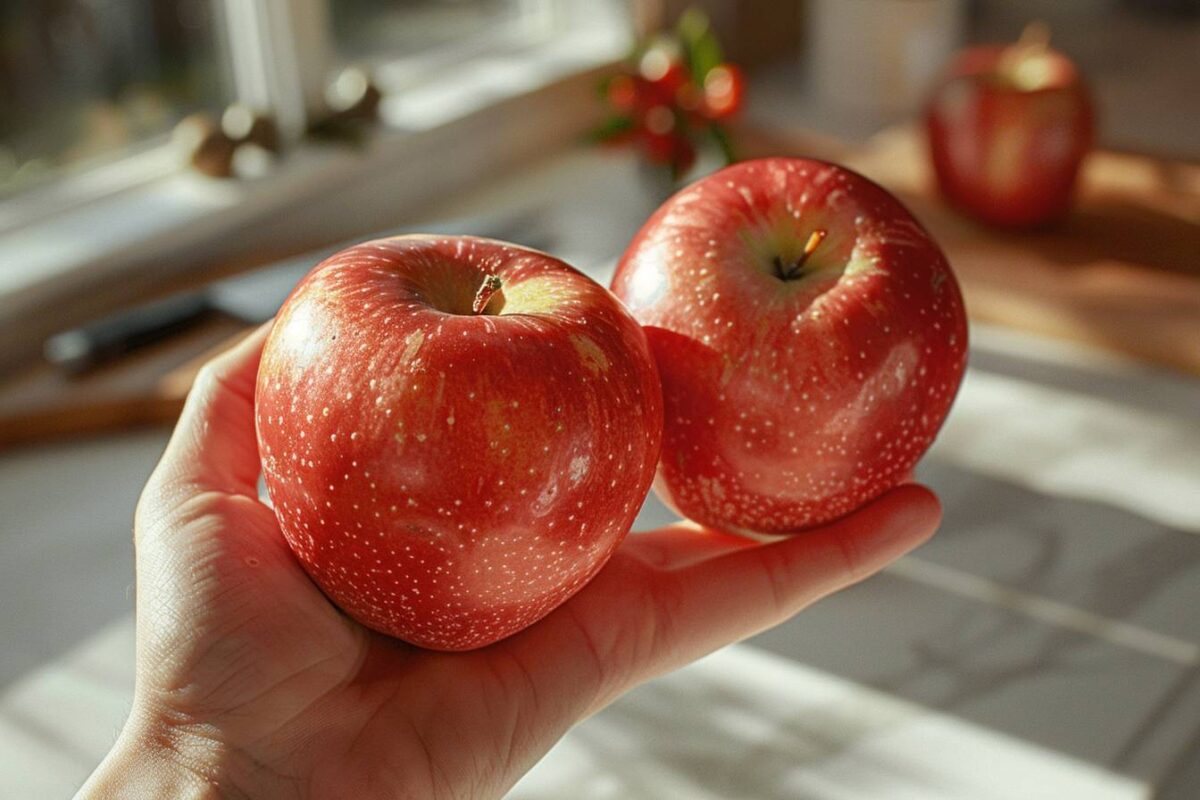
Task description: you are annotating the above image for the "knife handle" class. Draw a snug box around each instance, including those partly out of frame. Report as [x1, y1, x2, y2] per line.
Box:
[45, 292, 213, 374]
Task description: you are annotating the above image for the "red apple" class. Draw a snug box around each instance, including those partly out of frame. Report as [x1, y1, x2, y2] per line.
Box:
[611, 158, 967, 535]
[256, 236, 662, 650]
[926, 27, 1094, 228]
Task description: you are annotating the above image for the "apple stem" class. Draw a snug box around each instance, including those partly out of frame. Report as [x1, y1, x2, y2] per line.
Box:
[1018, 20, 1051, 53]
[472, 274, 503, 315]
[1001, 20, 1052, 76]
[775, 229, 828, 281]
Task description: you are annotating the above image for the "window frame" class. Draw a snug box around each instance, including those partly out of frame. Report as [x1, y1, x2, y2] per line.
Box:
[0, 0, 626, 224]
[0, 0, 632, 375]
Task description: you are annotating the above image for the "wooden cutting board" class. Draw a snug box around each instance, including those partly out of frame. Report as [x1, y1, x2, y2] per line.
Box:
[1, 127, 1196, 448]
[0, 316, 252, 448]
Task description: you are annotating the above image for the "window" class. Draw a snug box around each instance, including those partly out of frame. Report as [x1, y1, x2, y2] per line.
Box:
[1, 0, 616, 198]
[331, 0, 538, 62]
[0, 0, 221, 194]
[0, 0, 630, 373]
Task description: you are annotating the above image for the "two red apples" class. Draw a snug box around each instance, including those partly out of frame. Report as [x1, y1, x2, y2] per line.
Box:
[257, 159, 967, 650]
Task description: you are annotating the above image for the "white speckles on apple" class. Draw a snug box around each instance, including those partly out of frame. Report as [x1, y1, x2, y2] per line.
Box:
[613, 157, 966, 534]
[568, 454, 591, 485]
[257, 235, 662, 650]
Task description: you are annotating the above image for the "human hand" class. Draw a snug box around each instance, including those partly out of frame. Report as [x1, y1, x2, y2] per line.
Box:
[79, 325, 940, 799]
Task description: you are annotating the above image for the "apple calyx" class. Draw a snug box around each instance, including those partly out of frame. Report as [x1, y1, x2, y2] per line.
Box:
[472, 274, 504, 315]
[773, 229, 828, 281]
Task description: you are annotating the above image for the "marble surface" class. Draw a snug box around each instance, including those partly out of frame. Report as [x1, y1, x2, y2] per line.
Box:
[0, 618, 1147, 800]
[2, 149, 1199, 797]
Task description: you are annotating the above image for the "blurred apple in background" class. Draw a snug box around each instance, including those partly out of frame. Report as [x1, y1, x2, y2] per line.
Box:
[925, 23, 1095, 228]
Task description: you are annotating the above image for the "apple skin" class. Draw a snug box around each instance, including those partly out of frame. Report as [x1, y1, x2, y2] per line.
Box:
[926, 43, 1094, 228]
[256, 236, 662, 651]
[611, 158, 967, 535]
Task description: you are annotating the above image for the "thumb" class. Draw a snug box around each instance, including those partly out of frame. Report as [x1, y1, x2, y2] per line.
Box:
[145, 324, 272, 504]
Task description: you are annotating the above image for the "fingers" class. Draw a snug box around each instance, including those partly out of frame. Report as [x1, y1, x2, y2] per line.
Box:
[662, 484, 940, 656]
[620, 522, 758, 570]
[499, 484, 940, 721]
[145, 324, 272, 503]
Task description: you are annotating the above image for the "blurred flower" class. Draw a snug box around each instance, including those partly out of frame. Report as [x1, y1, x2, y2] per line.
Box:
[593, 9, 743, 180]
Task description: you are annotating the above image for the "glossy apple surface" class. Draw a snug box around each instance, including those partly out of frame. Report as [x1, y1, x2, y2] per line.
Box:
[256, 236, 662, 650]
[926, 39, 1094, 228]
[612, 158, 967, 535]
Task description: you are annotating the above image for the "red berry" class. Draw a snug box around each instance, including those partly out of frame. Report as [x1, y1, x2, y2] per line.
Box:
[643, 104, 676, 136]
[703, 64, 745, 120]
[607, 74, 639, 112]
[640, 48, 689, 106]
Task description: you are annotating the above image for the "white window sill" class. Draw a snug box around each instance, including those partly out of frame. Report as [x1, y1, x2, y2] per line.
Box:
[0, 24, 627, 373]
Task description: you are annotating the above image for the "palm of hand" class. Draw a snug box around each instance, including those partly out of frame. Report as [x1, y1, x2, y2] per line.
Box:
[123, 327, 938, 800]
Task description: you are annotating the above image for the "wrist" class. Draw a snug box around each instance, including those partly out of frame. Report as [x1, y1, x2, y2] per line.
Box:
[77, 708, 245, 800]
[77, 731, 222, 799]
